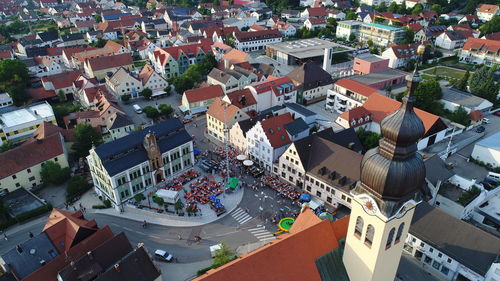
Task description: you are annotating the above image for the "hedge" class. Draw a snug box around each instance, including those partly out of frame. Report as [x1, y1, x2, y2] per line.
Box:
[0, 203, 53, 230]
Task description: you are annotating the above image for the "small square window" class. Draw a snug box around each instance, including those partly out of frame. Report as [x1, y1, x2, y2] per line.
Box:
[27, 168, 31, 173]
[12, 175, 16, 179]
[15, 183, 20, 187]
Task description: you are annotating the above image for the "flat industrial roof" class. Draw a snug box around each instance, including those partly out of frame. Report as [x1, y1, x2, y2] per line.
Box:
[0, 102, 54, 129]
[475, 131, 500, 150]
[350, 69, 407, 85]
[268, 38, 353, 59]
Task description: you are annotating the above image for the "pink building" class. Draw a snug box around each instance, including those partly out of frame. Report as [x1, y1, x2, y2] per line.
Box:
[353, 54, 389, 75]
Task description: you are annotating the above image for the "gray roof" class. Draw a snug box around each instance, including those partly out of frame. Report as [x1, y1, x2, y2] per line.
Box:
[475, 131, 500, 150]
[284, 102, 316, 117]
[94, 119, 192, 176]
[286, 62, 333, 91]
[268, 38, 352, 59]
[424, 154, 454, 187]
[285, 118, 309, 136]
[1, 232, 59, 279]
[350, 69, 406, 85]
[441, 87, 491, 109]
[411, 203, 500, 275]
[108, 113, 133, 130]
[356, 53, 387, 63]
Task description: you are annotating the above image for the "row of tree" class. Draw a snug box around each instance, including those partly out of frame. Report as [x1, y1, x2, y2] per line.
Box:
[170, 54, 217, 94]
[0, 59, 30, 106]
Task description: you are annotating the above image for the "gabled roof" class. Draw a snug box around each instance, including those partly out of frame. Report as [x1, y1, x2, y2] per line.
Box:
[477, 4, 499, 14]
[194, 208, 349, 281]
[154, 40, 213, 64]
[234, 30, 281, 42]
[305, 7, 327, 17]
[251, 76, 294, 95]
[334, 78, 377, 98]
[184, 85, 224, 103]
[41, 70, 82, 90]
[0, 134, 64, 179]
[138, 64, 163, 86]
[261, 113, 294, 148]
[462, 37, 500, 53]
[104, 40, 126, 53]
[207, 97, 244, 124]
[286, 62, 333, 91]
[226, 88, 257, 109]
[86, 53, 133, 71]
[43, 209, 98, 253]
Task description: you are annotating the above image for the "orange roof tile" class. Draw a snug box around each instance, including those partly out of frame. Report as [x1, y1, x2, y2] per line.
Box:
[261, 113, 294, 148]
[477, 4, 499, 14]
[184, 85, 224, 103]
[222, 48, 249, 64]
[463, 37, 500, 53]
[207, 97, 244, 123]
[195, 209, 350, 281]
[226, 88, 257, 109]
[335, 78, 377, 97]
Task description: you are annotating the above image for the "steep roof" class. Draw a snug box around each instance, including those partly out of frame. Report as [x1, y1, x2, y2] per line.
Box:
[234, 30, 281, 42]
[261, 113, 294, 148]
[305, 7, 327, 17]
[207, 97, 244, 123]
[477, 4, 499, 14]
[0, 134, 64, 179]
[184, 85, 224, 103]
[251, 76, 294, 96]
[41, 70, 82, 90]
[226, 88, 257, 109]
[411, 203, 500, 276]
[462, 37, 500, 53]
[195, 209, 349, 281]
[154, 40, 213, 64]
[86, 53, 133, 71]
[286, 62, 333, 91]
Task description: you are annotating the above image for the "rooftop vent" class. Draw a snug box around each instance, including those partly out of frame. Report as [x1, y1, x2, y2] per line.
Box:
[16, 245, 23, 254]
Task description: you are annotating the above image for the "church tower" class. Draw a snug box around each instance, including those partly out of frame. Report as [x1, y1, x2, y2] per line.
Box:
[144, 131, 163, 183]
[343, 44, 428, 281]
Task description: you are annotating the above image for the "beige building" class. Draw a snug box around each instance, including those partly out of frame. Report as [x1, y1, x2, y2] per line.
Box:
[207, 97, 249, 142]
[106, 67, 143, 98]
[207, 67, 258, 93]
[180, 85, 225, 115]
[84, 53, 134, 80]
[0, 133, 69, 192]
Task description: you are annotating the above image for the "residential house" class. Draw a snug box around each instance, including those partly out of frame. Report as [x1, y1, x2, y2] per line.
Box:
[207, 67, 258, 93]
[233, 30, 282, 52]
[33, 57, 63, 77]
[352, 54, 389, 75]
[325, 78, 376, 113]
[138, 64, 169, 95]
[36, 31, 60, 46]
[272, 21, 297, 37]
[105, 67, 143, 98]
[246, 76, 297, 112]
[458, 14, 480, 27]
[286, 62, 333, 105]
[459, 37, 500, 66]
[435, 30, 467, 50]
[476, 4, 499, 22]
[381, 42, 424, 68]
[61, 45, 96, 68]
[281, 10, 300, 19]
[74, 20, 96, 33]
[57, 33, 86, 47]
[275, 128, 363, 207]
[0, 102, 57, 144]
[327, 9, 345, 20]
[300, 7, 327, 19]
[207, 96, 249, 142]
[41, 70, 82, 97]
[180, 85, 225, 115]
[0, 93, 13, 108]
[150, 41, 213, 79]
[87, 119, 194, 209]
[0, 133, 68, 192]
[71, 47, 116, 69]
[304, 18, 327, 30]
[440, 87, 493, 114]
[226, 88, 258, 114]
[84, 53, 134, 80]
[414, 25, 446, 42]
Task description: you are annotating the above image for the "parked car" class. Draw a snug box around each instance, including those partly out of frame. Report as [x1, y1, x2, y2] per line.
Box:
[476, 126, 485, 133]
[482, 118, 491, 124]
[154, 250, 173, 262]
[493, 111, 500, 117]
[133, 104, 143, 114]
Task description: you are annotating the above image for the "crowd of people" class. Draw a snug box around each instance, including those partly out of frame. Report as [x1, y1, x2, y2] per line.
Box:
[164, 169, 199, 191]
[184, 175, 224, 204]
[262, 175, 301, 201]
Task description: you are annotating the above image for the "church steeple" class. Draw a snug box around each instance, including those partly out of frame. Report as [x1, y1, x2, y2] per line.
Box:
[342, 43, 427, 281]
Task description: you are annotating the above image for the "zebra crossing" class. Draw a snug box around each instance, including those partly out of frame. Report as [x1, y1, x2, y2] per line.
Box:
[248, 226, 275, 242]
[230, 207, 253, 225]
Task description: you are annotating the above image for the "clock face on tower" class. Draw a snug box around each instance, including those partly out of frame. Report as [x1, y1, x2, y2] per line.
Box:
[361, 196, 378, 215]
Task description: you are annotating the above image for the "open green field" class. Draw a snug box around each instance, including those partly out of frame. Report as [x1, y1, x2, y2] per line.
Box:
[421, 66, 468, 80]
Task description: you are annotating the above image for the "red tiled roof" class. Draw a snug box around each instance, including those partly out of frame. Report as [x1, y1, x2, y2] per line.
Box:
[485, 31, 500, 41]
[388, 42, 425, 59]
[0, 49, 12, 59]
[261, 113, 294, 148]
[0, 134, 64, 179]
[154, 40, 213, 64]
[26, 87, 56, 101]
[104, 40, 125, 53]
[362, 93, 441, 134]
[406, 22, 423, 32]
[184, 84, 224, 103]
[469, 110, 484, 121]
[306, 7, 327, 17]
[86, 53, 133, 71]
[477, 4, 499, 14]
[226, 88, 257, 109]
[307, 18, 326, 25]
[41, 70, 82, 90]
[29, 121, 76, 142]
[339, 106, 370, 122]
[252, 76, 293, 95]
[195, 208, 349, 281]
[234, 30, 281, 42]
[250, 24, 266, 31]
[335, 78, 377, 97]
[207, 97, 245, 123]
[463, 37, 500, 53]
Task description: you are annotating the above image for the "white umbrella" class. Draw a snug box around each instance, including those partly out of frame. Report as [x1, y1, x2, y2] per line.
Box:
[236, 155, 247, 161]
[243, 160, 254, 166]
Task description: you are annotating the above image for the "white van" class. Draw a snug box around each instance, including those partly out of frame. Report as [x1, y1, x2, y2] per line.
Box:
[133, 104, 142, 114]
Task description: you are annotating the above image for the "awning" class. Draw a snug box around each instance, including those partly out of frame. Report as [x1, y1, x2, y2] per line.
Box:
[152, 89, 166, 96]
[243, 160, 253, 166]
[190, 106, 208, 115]
[178, 105, 189, 113]
[227, 177, 239, 189]
[194, 148, 201, 156]
[236, 155, 246, 161]
[308, 198, 324, 210]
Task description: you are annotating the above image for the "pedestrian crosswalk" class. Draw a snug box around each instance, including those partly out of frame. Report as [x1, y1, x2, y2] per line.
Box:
[248, 226, 275, 242]
[231, 207, 253, 225]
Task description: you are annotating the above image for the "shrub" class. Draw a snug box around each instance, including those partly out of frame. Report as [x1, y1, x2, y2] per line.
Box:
[103, 199, 112, 208]
[92, 205, 107, 209]
[66, 176, 92, 202]
[41, 161, 71, 186]
[15, 204, 52, 222]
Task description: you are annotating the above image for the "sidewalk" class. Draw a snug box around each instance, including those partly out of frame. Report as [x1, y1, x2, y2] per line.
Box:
[90, 187, 244, 227]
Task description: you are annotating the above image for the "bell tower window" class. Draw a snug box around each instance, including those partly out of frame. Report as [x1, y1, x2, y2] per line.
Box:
[395, 223, 405, 244]
[354, 216, 363, 239]
[386, 228, 395, 249]
[364, 225, 375, 248]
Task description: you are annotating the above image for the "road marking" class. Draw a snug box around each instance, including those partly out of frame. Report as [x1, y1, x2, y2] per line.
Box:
[230, 208, 253, 225]
[136, 231, 146, 235]
[248, 226, 275, 242]
[123, 227, 133, 232]
[150, 235, 160, 239]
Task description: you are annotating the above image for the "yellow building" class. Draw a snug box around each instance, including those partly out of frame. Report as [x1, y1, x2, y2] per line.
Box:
[206, 96, 249, 143]
[0, 133, 69, 192]
[0, 102, 56, 143]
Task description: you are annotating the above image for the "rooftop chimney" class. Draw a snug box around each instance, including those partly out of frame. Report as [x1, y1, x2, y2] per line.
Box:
[323, 48, 332, 73]
[114, 264, 120, 272]
[16, 245, 23, 254]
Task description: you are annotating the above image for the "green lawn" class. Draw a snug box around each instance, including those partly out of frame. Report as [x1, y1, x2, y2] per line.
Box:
[422, 66, 468, 80]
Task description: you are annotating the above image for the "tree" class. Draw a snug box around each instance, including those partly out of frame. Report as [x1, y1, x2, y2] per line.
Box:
[448, 106, 470, 126]
[212, 0, 220, 6]
[369, 46, 380, 54]
[134, 193, 146, 204]
[411, 3, 423, 14]
[348, 33, 356, 42]
[72, 123, 103, 158]
[66, 176, 92, 202]
[479, 15, 500, 35]
[93, 38, 107, 48]
[398, 1, 407, 14]
[388, 2, 399, 13]
[0, 59, 29, 106]
[478, 77, 499, 104]
[212, 242, 236, 267]
[141, 88, 153, 100]
[57, 90, 66, 102]
[143, 106, 160, 119]
[0, 141, 13, 153]
[94, 14, 102, 23]
[469, 65, 489, 95]
[430, 4, 442, 14]
[456, 70, 470, 91]
[356, 128, 381, 151]
[367, 40, 373, 47]
[41, 161, 71, 185]
[401, 27, 415, 45]
[376, 2, 387, 12]
[158, 104, 173, 116]
[414, 79, 442, 112]
[345, 10, 356, 20]
[121, 94, 131, 102]
[163, 85, 171, 95]
[224, 33, 235, 47]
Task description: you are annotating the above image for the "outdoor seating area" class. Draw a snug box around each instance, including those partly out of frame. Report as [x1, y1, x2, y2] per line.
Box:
[262, 175, 301, 201]
[164, 169, 200, 190]
[184, 175, 224, 204]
